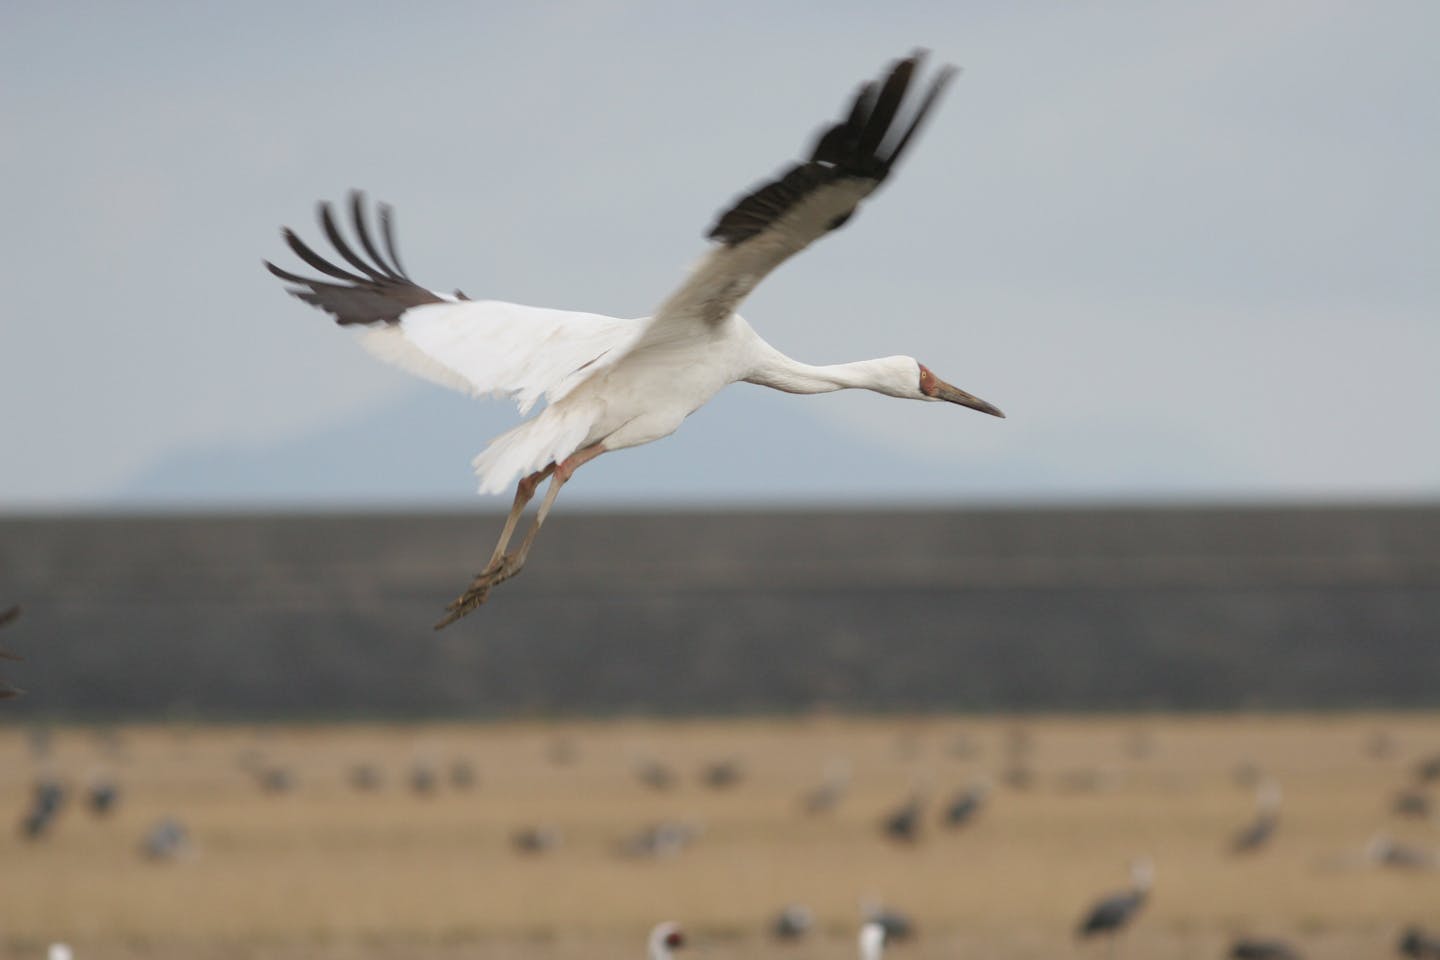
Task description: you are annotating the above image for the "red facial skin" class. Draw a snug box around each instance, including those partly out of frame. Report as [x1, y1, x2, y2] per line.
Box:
[918, 363, 940, 397]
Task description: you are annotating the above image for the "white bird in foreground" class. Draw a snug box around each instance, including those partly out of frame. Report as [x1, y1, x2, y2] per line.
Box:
[859, 922, 888, 960]
[648, 921, 686, 960]
[267, 50, 1005, 628]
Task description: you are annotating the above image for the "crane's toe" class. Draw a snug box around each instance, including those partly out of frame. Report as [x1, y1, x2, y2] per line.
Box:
[434, 585, 490, 629]
[433, 555, 527, 629]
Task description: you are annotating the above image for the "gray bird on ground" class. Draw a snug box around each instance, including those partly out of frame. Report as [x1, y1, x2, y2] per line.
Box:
[941, 777, 990, 829]
[1076, 858, 1154, 946]
[1232, 779, 1282, 854]
[636, 759, 677, 792]
[87, 778, 121, 818]
[141, 817, 192, 861]
[801, 759, 851, 815]
[0, 604, 24, 699]
[1367, 834, 1438, 870]
[861, 901, 915, 943]
[770, 904, 814, 941]
[512, 825, 561, 855]
[881, 794, 924, 844]
[1229, 936, 1303, 960]
[1400, 927, 1440, 958]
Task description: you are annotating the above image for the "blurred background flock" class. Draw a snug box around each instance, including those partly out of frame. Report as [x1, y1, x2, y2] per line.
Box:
[2, 4, 1438, 959]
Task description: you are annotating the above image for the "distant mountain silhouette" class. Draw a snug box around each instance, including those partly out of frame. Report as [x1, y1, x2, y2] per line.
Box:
[121, 384, 1042, 507]
[121, 374, 1245, 508]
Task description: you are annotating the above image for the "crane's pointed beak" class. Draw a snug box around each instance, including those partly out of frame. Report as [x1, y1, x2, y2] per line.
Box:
[928, 378, 1005, 418]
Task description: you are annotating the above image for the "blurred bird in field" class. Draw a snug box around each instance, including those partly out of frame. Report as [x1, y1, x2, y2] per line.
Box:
[1392, 788, 1431, 819]
[1076, 858, 1154, 953]
[1414, 753, 1440, 783]
[770, 904, 814, 942]
[86, 777, 121, 818]
[881, 793, 925, 844]
[859, 922, 888, 960]
[1366, 834, 1439, 870]
[1400, 926, 1440, 958]
[861, 900, 916, 943]
[511, 825, 562, 855]
[700, 758, 744, 790]
[635, 759, 677, 792]
[941, 776, 990, 829]
[1232, 778, 1282, 854]
[801, 758, 851, 815]
[1229, 936, 1303, 960]
[141, 817, 192, 862]
[19, 778, 67, 841]
[648, 922, 685, 960]
[449, 758, 478, 790]
[0, 604, 24, 699]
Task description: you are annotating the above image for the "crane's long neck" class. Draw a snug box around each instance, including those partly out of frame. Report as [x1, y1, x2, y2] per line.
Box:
[743, 342, 908, 396]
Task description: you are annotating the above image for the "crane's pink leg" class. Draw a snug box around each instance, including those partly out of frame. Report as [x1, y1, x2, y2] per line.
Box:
[485, 464, 556, 569]
[505, 441, 605, 569]
[433, 444, 604, 629]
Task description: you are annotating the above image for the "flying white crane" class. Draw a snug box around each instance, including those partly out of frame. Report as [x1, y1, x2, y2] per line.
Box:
[266, 51, 1005, 628]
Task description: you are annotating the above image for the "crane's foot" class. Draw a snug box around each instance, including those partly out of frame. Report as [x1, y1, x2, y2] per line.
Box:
[433, 554, 525, 630]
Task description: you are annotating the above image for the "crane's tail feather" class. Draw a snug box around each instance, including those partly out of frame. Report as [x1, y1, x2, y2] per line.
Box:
[264, 191, 460, 326]
[472, 408, 595, 495]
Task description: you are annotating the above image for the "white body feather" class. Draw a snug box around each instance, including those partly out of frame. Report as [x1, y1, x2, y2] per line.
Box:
[359, 283, 931, 495]
[360, 297, 808, 494]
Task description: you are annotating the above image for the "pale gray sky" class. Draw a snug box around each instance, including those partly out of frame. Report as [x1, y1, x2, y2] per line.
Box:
[2, 3, 1437, 509]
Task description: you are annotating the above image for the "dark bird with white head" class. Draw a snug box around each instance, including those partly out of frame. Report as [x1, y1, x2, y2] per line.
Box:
[1076, 858, 1154, 952]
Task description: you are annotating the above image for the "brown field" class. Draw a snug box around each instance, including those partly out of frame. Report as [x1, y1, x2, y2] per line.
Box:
[2, 714, 1438, 960]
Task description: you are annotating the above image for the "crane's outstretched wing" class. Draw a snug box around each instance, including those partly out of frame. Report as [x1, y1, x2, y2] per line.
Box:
[632, 50, 957, 349]
[266, 193, 638, 414]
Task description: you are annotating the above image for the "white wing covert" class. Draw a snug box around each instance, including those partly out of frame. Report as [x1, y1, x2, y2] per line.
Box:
[265, 192, 638, 414]
[372, 301, 637, 414]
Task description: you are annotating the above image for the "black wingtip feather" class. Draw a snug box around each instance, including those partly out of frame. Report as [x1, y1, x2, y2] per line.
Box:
[878, 63, 958, 173]
[350, 191, 407, 281]
[265, 195, 446, 326]
[378, 202, 408, 279]
[855, 55, 917, 159]
[707, 50, 956, 247]
[319, 202, 390, 283]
